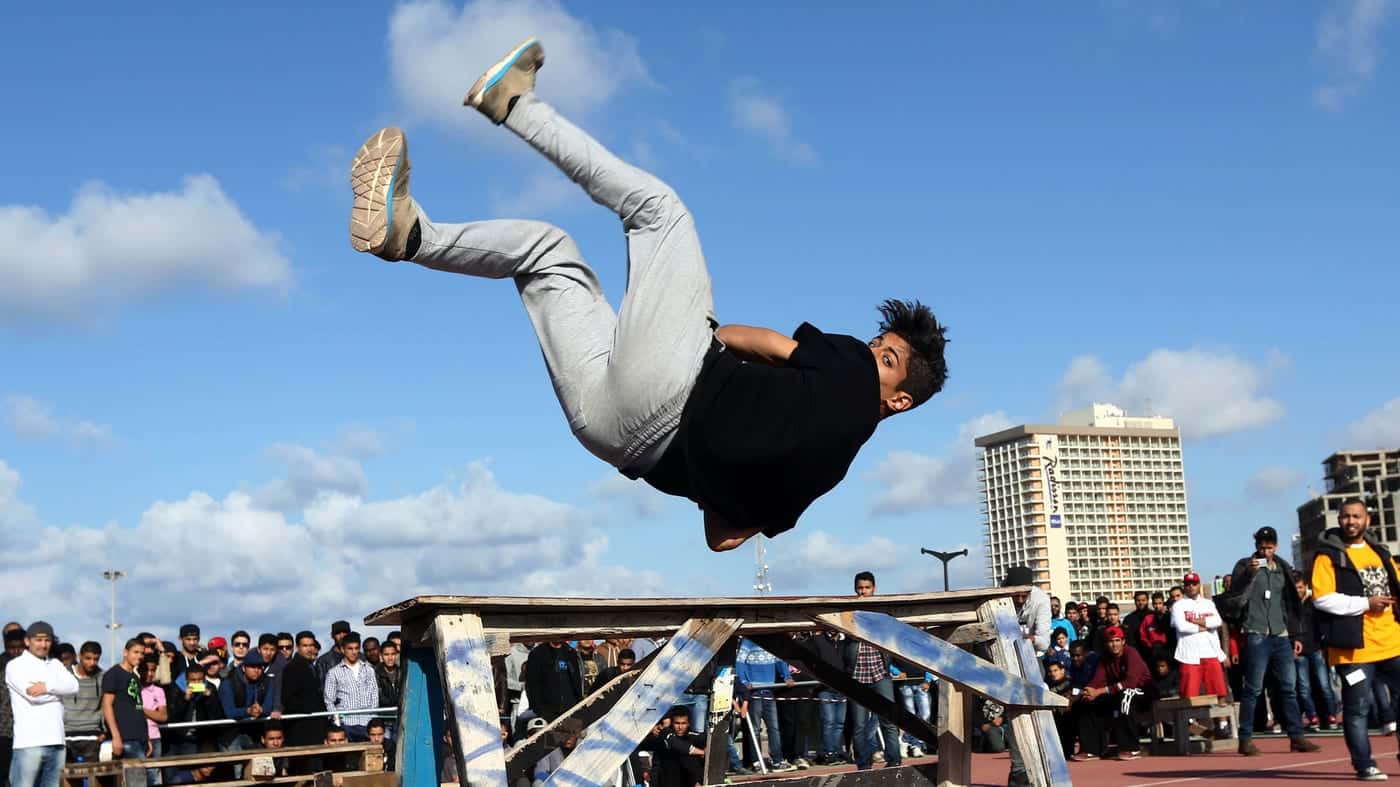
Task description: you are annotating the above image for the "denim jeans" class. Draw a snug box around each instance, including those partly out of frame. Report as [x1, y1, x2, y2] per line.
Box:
[748, 694, 785, 764]
[817, 690, 847, 756]
[145, 738, 163, 785]
[1338, 656, 1400, 773]
[897, 683, 932, 747]
[9, 745, 65, 787]
[850, 677, 901, 770]
[117, 746, 149, 787]
[1240, 634, 1303, 738]
[689, 693, 709, 734]
[412, 93, 717, 475]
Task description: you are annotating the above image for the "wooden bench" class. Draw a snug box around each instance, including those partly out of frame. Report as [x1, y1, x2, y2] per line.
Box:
[60, 741, 384, 786]
[364, 588, 1071, 787]
[1149, 695, 1238, 755]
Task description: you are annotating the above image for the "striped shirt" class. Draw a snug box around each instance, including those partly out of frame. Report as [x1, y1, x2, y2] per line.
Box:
[323, 659, 379, 728]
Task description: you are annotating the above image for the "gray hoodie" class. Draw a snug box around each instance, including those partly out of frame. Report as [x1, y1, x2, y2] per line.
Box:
[62, 663, 105, 733]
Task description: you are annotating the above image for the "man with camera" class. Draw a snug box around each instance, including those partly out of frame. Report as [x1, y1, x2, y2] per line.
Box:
[1228, 526, 1320, 756]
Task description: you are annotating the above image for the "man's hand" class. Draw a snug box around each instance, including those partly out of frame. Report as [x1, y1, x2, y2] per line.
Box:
[146, 740, 153, 758]
[703, 510, 763, 553]
[26, 682, 48, 697]
[248, 703, 263, 718]
[1083, 686, 1105, 701]
[784, 678, 795, 687]
[270, 710, 283, 720]
[1231, 654, 1240, 666]
[1247, 559, 1261, 575]
[111, 736, 124, 757]
[1293, 640, 1303, 657]
[715, 325, 798, 367]
[184, 688, 194, 701]
[1370, 596, 1396, 613]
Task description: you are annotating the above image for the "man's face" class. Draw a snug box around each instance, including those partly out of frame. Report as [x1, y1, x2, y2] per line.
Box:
[187, 668, 206, 689]
[1070, 649, 1085, 667]
[369, 727, 385, 745]
[25, 634, 52, 660]
[1066, 607, 1080, 623]
[333, 631, 348, 647]
[1185, 580, 1200, 599]
[1153, 598, 1167, 613]
[298, 637, 317, 660]
[231, 636, 250, 661]
[326, 731, 348, 745]
[1170, 588, 1183, 602]
[262, 729, 285, 749]
[259, 642, 277, 665]
[5, 639, 23, 658]
[79, 651, 101, 675]
[142, 660, 158, 684]
[342, 642, 361, 664]
[1296, 580, 1308, 599]
[671, 716, 690, 736]
[1012, 591, 1030, 608]
[1108, 636, 1125, 657]
[854, 578, 876, 597]
[1096, 602, 1108, 619]
[278, 639, 294, 660]
[1047, 664, 1065, 683]
[381, 645, 399, 669]
[125, 645, 145, 668]
[577, 640, 595, 654]
[181, 634, 200, 655]
[1050, 599, 1061, 617]
[1106, 608, 1120, 625]
[1340, 503, 1371, 541]
[243, 664, 265, 683]
[868, 333, 915, 416]
[619, 657, 635, 672]
[364, 640, 380, 663]
[1135, 594, 1149, 611]
[1257, 541, 1278, 561]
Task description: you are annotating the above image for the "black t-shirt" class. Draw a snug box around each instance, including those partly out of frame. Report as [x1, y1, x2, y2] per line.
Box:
[101, 665, 148, 743]
[644, 322, 880, 537]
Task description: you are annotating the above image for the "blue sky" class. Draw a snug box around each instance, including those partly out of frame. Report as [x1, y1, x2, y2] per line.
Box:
[1, 0, 1397, 644]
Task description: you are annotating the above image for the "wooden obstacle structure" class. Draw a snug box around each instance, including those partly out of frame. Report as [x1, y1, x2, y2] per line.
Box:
[59, 741, 387, 786]
[364, 587, 1070, 787]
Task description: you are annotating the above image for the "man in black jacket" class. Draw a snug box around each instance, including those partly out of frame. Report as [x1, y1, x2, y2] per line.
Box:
[280, 631, 327, 774]
[1228, 526, 1319, 756]
[525, 642, 582, 722]
[810, 631, 851, 764]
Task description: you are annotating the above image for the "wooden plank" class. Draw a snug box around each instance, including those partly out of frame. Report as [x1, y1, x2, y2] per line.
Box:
[434, 613, 508, 787]
[474, 610, 978, 643]
[366, 588, 1020, 625]
[60, 743, 384, 773]
[749, 635, 941, 747]
[944, 622, 996, 645]
[542, 617, 743, 787]
[703, 636, 741, 785]
[812, 611, 1065, 710]
[935, 681, 972, 787]
[397, 642, 447, 787]
[503, 648, 661, 783]
[979, 599, 1071, 787]
[736, 762, 940, 787]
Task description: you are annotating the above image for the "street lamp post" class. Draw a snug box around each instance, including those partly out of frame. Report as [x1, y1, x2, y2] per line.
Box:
[102, 570, 125, 660]
[919, 548, 968, 592]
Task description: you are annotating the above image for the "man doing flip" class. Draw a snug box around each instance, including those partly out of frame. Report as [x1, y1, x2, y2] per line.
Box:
[348, 38, 948, 553]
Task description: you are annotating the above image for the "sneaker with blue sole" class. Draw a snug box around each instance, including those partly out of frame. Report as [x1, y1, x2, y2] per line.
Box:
[464, 37, 545, 124]
[348, 126, 417, 261]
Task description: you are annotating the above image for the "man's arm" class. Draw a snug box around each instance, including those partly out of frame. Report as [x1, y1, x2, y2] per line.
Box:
[703, 509, 762, 553]
[1030, 594, 1052, 653]
[1312, 553, 1374, 616]
[101, 691, 123, 754]
[1171, 601, 1201, 635]
[323, 669, 339, 711]
[715, 325, 798, 367]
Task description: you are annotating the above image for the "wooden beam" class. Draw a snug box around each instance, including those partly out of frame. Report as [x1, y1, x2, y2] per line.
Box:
[503, 648, 660, 783]
[812, 611, 1064, 710]
[434, 614, 508, 786]
[735, 761, 940, 787]
[944, 622, 996, 645]
[702, 636, 741, 786]
[748, 635, 941, 747]
[396, 643, 447, 787]
[978, 599, 1071, 787]
[935, 681, 972, 787]
[475, 610, 977, 644]
[542, 617, 743, 787]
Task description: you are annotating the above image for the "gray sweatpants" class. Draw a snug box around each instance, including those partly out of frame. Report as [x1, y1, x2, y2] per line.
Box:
[409, 93, 717, 474]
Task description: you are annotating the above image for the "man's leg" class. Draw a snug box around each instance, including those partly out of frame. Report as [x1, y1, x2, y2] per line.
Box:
[1309, 651, 1338, 720]
[850, 699, 875, 769]
[1294, 654, 1317, 722]
[870, 677, 901, 766]
[1179, 662, 1202, 698]
[10, 746, 38, 787]
[1339, 663, 1377, 773]
[1238, 634, 1268, 743]
[1270, 638, 1306, 738]
[760, 697, 785, 763]
[38, 745, 65, 787]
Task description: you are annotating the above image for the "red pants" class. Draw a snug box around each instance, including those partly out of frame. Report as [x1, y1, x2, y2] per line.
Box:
[1179, 659, 1227, 698]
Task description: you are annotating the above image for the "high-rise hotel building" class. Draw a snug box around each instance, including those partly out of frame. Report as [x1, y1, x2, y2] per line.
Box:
[976, 404, 1193, 601]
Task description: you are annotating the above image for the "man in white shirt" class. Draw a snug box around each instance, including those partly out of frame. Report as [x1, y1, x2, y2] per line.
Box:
[6, 622, 79, 787]
[1172, 572, 1227, 698]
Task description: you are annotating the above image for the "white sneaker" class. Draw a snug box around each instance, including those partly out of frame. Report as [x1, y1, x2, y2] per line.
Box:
[1386, 722, 1398, 735]
[907, 745, 923, 757]
[1358, 766, 1389, 781]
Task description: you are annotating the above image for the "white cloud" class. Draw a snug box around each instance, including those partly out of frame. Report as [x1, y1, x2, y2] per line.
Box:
[1056, 349, 1286, 439]
[589, 473, 671, 520]
[728, 79, 818, 166]
[1245, 466, 1306, 499]
[0, 176, 291, 322]
[768, 531, 904, 593]
[1346, 398, 1400, 447]
[868, 412, 1015, 515]
[252, 443, 370, 511]
[1313, 0, 1393, 110]
[387, 0, 650, 133]
[3, 394, 112, 446]
[0, 453, 658, 641]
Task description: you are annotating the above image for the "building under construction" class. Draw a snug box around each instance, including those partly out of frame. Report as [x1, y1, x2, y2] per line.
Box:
[1296, 449, 1400, 569]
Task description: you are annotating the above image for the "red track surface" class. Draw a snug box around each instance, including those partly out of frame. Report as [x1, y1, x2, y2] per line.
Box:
[970, 735, 1396, 786]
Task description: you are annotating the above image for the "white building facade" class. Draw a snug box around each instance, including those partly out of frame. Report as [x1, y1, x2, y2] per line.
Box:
[976, 404, 1193, 602]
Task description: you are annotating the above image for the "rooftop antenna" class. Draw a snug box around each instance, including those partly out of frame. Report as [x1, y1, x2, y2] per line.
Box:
[753, 536, 772, 596]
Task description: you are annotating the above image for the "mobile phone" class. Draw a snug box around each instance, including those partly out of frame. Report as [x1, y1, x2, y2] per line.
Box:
[1253, 558, 1267, 568]
[188, 681, 205, 693]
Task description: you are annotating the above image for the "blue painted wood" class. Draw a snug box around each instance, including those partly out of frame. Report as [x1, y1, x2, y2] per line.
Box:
[812, 610, 1065, 709]
[990, 603, 1072, 787]
[397, 644, 447, 787]
[542, 617, 742, 787]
